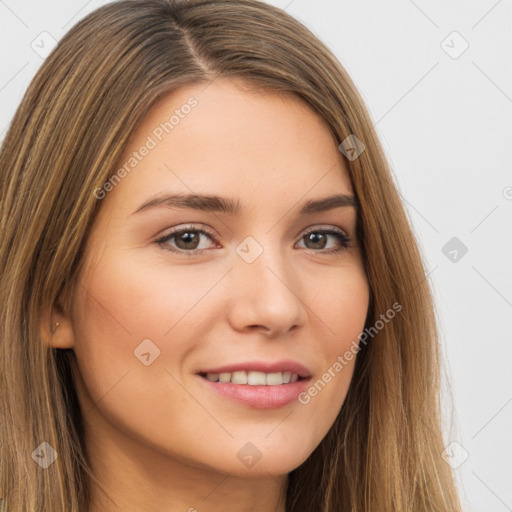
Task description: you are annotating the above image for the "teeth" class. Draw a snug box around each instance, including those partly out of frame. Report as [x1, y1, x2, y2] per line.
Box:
[248, 371, 266, 385]
[205, 370, 300, 385]
[231, 371, 248, 384]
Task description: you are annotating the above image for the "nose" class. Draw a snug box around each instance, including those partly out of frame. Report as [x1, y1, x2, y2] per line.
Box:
[226, 244, 307, 338]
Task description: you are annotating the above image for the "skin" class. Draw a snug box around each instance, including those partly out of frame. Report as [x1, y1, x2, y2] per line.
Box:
[46, 77, 370, 512]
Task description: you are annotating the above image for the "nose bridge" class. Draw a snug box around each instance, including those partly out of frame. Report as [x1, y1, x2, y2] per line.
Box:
[227, 235, 306, 335]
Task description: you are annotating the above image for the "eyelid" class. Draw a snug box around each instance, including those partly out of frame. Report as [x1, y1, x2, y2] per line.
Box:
[300, 223, 349, 237]
[155, 223, 218, 241]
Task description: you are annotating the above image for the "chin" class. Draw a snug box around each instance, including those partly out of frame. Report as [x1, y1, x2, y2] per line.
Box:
[204, 438, 316, 477]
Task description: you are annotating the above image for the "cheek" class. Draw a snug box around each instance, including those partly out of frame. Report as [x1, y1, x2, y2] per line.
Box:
[69, 252, 211, 453]
[306, 256, 369, 349]
[70, 250, 224, 403]
[299, 262, 369, 421]
[324, 265, 369, 343]
[74, 249, 214, 345]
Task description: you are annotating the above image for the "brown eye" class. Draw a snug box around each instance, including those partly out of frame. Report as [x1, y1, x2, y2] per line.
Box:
[298, 228, 351, 254]
[156, 226, 217, 255]
[174, 231, 201, 250]
[303, 232, 328, 250]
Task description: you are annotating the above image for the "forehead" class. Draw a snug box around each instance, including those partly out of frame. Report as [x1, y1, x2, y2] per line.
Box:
[107, 78, 353, 213]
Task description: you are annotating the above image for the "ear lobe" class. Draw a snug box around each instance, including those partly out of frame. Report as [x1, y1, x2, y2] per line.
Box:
[40, 303, 75, 349]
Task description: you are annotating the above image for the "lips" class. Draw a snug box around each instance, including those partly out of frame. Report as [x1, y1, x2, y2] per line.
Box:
[196, 360, 312, 408]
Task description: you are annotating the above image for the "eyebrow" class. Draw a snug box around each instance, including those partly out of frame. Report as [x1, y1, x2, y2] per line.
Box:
[131, 192, 358, 216]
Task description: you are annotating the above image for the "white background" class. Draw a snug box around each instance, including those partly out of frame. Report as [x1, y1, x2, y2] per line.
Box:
[1, 1, 511, 510]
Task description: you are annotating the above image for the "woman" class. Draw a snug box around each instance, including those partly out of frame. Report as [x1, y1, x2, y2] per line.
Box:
[0, 0, 462, 510]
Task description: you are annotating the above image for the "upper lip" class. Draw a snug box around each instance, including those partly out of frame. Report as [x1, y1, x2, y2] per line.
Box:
[198, 360, 312, 378]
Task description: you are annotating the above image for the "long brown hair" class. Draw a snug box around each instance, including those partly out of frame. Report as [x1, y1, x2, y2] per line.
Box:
[0, 0, 462, 510]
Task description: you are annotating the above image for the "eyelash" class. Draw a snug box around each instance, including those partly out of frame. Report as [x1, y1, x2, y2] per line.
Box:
[154, 224, 352, 257]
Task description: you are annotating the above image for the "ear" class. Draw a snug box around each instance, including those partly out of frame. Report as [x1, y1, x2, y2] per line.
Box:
[40, 300, 75, 349]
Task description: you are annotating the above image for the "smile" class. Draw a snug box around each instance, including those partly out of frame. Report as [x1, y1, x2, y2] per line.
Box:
[197, 371, 311, 409]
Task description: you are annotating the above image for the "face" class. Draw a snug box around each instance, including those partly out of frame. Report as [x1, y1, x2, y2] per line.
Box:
[61, 78, 369, 477]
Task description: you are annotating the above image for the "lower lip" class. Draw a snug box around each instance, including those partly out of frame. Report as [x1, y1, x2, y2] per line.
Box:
[197, 375, 311, 409]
